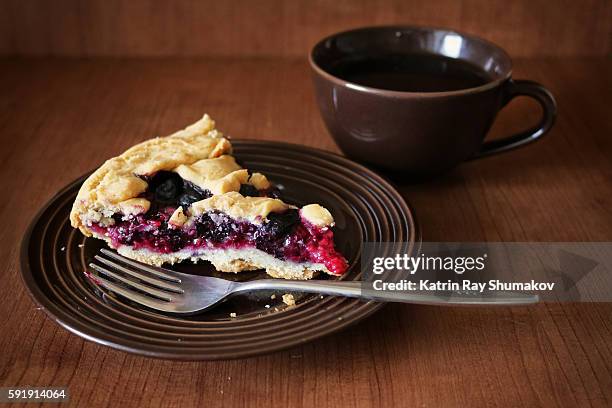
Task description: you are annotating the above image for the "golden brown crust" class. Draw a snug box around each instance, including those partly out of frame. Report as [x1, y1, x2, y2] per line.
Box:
[70, 114, 337, 267]
[282, 293, 296, 306]
[189, 192, 291, 223]
[168, 206, 188, 228]
[300, 204, 335, 227]
[248, 172, 271, 190]
[117, 198, 151, 216]
[176, 155, 244, 194]
[70, 114, 231, 233]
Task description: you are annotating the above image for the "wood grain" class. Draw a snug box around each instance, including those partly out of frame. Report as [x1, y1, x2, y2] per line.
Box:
[1, 0, 611, 58]
[0, 57, 611, 407]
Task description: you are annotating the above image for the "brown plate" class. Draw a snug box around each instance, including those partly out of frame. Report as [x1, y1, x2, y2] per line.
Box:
[20, 141, 418, 360]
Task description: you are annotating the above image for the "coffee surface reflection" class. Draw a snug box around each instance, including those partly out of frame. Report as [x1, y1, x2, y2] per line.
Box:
[329, 53, 492, 93]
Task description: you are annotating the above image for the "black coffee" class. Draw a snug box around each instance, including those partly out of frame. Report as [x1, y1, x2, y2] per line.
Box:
[328, 53, 491, 92]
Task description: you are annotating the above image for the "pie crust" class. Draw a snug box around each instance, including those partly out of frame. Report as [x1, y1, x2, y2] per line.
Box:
[70, 115, 347, 279]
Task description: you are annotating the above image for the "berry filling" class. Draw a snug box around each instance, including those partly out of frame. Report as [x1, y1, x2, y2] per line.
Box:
[89, 172, 348, 275]
[140, 171, 212, 210]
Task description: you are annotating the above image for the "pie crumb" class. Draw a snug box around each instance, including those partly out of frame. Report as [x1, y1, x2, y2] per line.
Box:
[229, 312, 237, 318]
[270, 294, 276, 300]
[282, 293, 296, 306]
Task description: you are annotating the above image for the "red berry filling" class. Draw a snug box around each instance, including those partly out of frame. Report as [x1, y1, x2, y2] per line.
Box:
[90, 208, 347, 275]
[88, 171, 348, 275]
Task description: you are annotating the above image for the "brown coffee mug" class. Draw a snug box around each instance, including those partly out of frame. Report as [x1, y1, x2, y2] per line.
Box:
[310, 26, 557, 176]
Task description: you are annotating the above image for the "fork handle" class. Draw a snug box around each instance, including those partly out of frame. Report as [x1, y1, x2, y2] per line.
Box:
[233, 279, 538, 306]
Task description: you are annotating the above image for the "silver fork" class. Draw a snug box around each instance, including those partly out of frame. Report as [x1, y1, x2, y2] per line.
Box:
[86, 248, 538, 314]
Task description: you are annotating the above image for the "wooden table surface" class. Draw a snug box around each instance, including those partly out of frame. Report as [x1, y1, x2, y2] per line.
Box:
[0, 57, 610, 407]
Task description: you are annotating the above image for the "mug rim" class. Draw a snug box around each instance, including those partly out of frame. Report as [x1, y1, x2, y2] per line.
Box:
[309, 25, 514, 98]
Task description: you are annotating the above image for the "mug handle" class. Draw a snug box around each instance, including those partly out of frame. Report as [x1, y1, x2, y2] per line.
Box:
[471, 79, 557, 159]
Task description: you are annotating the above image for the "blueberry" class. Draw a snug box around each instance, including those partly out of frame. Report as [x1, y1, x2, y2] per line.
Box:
[239, 184, 259, 197]
[261, 209, 299, 238]
[194, 212, 236, 242]
[147, 171, 184, 204]
[177, 193, 199, 208]
[156, 179, 179, 202]
[178, 181, 211, 208]
[267, 187, 282, 200]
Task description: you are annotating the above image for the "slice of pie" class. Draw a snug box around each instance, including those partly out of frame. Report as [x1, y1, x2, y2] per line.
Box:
[70, 115, 348, 280]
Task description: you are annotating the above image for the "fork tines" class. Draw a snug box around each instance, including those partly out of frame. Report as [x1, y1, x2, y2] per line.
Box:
[87, 249, 184, 307]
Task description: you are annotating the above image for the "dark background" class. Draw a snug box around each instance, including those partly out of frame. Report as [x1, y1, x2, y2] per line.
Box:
[1, 0, 610, 57]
